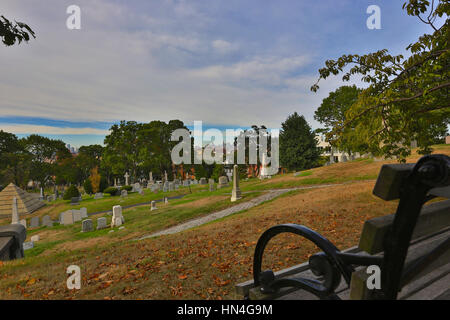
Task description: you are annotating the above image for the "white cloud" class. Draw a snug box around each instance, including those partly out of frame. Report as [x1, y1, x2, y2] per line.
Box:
[211, 39, 237, 54]
[0, 0, 351, 132]
[190, 55, 311, 86]
[0, 124, 110, 135]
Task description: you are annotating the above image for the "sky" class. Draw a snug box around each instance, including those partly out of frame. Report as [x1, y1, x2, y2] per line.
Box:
[0, 0, 438, 148]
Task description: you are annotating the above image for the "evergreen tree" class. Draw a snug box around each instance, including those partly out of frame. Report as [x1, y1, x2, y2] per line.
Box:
[280, 113, 321, 171]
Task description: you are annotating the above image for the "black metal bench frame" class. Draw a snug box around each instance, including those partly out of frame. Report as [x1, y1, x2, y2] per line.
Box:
[252, 154, 450, 300]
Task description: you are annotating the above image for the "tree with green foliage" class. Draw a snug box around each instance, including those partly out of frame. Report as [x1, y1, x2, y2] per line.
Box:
[311, 0, 449, 161]
[54, 156, 81, 186]
[63, 185, 80, 200]
[0, 15, 35, 46]
[76, 145, 104, 182]
[83, 178, 93, 195]
[314, 85, 367, 154]
[103, 120, 188, 183]
[103, 121, 144, 182]
[0, 130, 31, 188]
[279, 113, 321, 171]
[23, 135, 71, 188]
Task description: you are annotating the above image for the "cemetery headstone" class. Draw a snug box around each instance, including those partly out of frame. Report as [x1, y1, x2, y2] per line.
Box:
[60, 210, 74, 225]
[73, 210, 82, 222]
[121, 190, 128, 197]
[70, 197, 79, 205]
[31, 235, 40, 242]
[218, 176, 228, 189]
[30, 216, 40, 228]
[81, 219, 94, 232]
[149, 171, 154, 184]
[151, 201, 157, 211]
[164, 197, 168, 204]
[11, 197, 19, 224]
[231, 165, 242, 202]
[124, 172, 130, 186]
[42, 215, 53, 227]
[80, 207, 88, 219]
[111, 205, 124, 228]
[139, 189, 145, 195]
[200, 178, 207, 185]
[209, 179, 216, 192]
[23, 241, 34, 250]
[97, 217, 107, 230]
[169, 182, 175, 191]
[94, 192, 103, 199]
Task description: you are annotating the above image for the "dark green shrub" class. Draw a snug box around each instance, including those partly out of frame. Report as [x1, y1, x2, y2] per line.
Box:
[99, 176, 108, 192]
[122, 185, 132, 192]
[104, 187, 118, 196]
[63, 185, 80, 200]
[83, 179, 93, 194]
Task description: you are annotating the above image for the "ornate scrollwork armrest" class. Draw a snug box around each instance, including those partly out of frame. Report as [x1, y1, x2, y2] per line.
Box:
[253, 224, 354, 299]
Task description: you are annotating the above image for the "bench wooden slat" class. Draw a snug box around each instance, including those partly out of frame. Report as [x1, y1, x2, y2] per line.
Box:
[358, 200, 450, 255]
[350, 228, 450, 300]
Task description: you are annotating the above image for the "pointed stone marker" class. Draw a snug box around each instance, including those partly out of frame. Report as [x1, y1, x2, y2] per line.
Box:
[231, 165, 242, 202]
[11, 197, 19, 224]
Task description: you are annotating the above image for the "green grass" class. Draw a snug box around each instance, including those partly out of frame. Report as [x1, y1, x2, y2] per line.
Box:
[294, 171, 313, 177]
[18, 188, 264, 258]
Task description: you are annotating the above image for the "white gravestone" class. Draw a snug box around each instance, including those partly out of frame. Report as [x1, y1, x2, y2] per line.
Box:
[73, 210, 82, 222]
[218, 176, 228, 189]
[80, 207, 88, 219]
[151, 201, 157, 211]
[111, 205, 124, 228]
[11, 197, 19, 224]
[96, 217, 107, 230]
[61, 210, 74, 225]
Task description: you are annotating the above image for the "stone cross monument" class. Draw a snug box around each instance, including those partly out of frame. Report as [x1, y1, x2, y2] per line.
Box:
[124, 172, 130, 186]
[149, 172, 154, 184]
[231, 165, 242, 202]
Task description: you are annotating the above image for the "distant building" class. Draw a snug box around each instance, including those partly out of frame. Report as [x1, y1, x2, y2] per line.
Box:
[66, 144, 78, 155]
[315, 135, 361, 164]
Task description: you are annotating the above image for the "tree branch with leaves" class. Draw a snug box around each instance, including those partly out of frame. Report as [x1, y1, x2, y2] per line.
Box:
[311, 0, 449, 161]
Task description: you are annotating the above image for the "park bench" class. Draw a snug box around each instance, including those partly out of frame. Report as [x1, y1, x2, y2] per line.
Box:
[0, 224, 26, 261]
[236, 154, 450, 300]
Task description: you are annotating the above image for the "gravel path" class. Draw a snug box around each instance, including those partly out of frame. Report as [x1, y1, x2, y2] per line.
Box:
[137, 183, 351, 240]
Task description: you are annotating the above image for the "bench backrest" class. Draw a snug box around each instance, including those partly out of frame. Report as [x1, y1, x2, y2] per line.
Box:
[350, 160, 450, 299]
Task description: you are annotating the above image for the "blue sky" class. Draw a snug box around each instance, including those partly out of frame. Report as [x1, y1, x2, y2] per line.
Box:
[0, 0, 440, 147]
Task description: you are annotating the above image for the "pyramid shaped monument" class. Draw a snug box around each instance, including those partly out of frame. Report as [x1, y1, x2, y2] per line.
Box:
[0, 183, 45, 216]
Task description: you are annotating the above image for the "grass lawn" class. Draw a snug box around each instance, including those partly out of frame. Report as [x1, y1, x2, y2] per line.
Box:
[0, 144, 449, 299]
